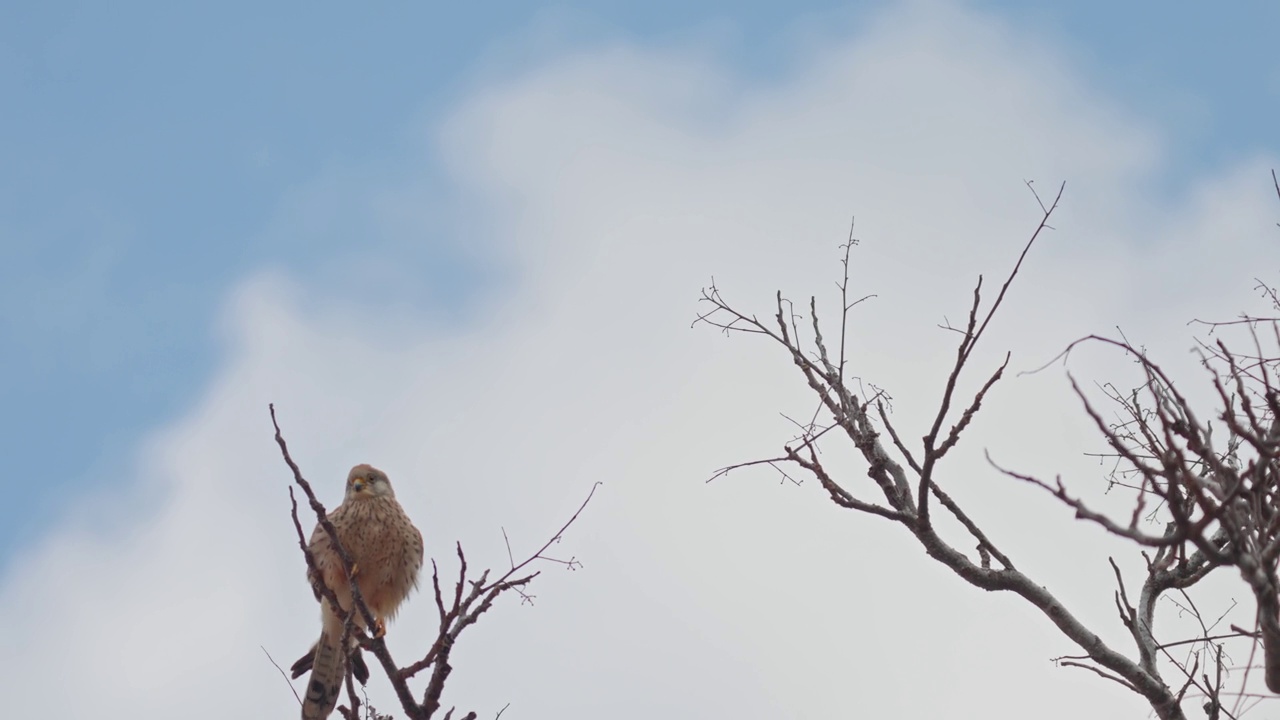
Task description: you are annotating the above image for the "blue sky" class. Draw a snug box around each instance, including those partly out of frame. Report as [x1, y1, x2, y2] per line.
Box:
[3, 1, 1280, 717]
[3, 2, 1278, 558]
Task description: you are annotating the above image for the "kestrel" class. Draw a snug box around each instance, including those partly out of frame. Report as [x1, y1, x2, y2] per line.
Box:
[295, 464, 424, 720]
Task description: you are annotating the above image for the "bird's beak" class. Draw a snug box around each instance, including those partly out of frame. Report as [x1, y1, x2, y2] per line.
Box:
[352, 479, 365, 492]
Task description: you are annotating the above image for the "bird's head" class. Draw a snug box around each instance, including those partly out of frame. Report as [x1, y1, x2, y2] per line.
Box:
[344, 464, 396, 501]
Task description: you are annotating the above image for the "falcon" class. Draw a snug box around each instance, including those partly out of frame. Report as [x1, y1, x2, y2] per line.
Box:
[292, 464, 424, 720]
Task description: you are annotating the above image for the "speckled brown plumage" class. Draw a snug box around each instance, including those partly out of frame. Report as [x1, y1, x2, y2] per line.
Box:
[300, 464, 423, 720]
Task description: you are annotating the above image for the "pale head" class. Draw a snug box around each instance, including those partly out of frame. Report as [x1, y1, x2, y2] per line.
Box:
[344, 463, 396, 501]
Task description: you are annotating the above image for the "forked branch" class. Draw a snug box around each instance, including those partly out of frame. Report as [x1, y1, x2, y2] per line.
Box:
[696, 182, 1221, 720]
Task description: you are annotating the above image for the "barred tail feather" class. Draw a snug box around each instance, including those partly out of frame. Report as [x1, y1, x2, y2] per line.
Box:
[301, 631, 343, 720]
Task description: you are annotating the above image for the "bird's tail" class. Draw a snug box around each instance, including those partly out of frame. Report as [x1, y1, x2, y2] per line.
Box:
[301, 630, 344, 720]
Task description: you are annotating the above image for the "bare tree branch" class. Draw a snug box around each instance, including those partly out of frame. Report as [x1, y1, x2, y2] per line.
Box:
[699, 172, 1280, 717]
[272, 405, 594, 719]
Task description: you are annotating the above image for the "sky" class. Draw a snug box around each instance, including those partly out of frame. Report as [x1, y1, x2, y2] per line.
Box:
[1, 0, 1279, 718]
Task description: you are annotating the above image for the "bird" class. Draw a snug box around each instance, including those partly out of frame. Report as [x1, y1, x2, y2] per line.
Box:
[295, 464, 424, 720]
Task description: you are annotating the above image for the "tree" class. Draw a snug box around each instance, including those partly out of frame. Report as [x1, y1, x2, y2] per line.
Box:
[696, 177, 1280, 719]
[269, 404, 596, 720]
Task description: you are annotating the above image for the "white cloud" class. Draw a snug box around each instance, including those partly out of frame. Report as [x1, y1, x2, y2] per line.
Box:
[3, 1, 1277, 717]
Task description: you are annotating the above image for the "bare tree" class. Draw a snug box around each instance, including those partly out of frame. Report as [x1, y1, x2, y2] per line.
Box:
[270, 404, 595, 720]
[696, 177, 1280, 719]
